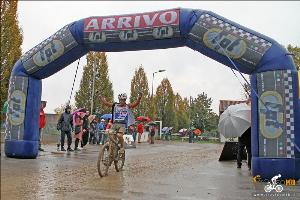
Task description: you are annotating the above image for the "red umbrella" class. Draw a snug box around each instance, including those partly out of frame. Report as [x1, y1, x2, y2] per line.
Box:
[136, 116, 151, 122]
[136, 116, 144, 121]
[145, 117, 151, 122]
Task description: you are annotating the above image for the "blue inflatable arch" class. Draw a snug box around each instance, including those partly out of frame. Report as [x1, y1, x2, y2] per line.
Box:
[5, 8, 299, 180]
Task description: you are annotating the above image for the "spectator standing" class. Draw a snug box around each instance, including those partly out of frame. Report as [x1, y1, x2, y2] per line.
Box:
[97, 119, 106, 144]
[39, 101, 47, 151]
[57, 105, 74, 151]
[81, 110, 90, 148]
[188, 127, 195, 143]
[89, 117, 98, 144]
[129, 125, 137, 143]
[149, 125, 156, 144]
[137, 122, 144, 143]
[73, 112, 85, 151]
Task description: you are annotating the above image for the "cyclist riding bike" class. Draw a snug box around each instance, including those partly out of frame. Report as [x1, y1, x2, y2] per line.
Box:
[271, 174, 281, 185]
[100, 92, 142, 154]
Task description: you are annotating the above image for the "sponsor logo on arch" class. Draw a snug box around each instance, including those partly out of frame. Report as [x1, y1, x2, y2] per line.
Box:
[203, 27, 247, 59]
[8, 90, 26, 126]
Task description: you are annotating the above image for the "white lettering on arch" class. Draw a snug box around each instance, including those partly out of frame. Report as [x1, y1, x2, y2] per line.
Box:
[85, 19, 99, 31]
[101, 18, 115, 30]
[143, 13, 159, 27]
[159, 11, 178, 24]
[117, 17, 132, 29]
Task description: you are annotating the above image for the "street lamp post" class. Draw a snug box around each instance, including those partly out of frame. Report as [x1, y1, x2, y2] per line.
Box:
[151, 69, 166, 97]
[91, 57, 96, 114]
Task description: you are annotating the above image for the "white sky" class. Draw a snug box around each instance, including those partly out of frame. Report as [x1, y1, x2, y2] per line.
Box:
[17, 1, 300, 114]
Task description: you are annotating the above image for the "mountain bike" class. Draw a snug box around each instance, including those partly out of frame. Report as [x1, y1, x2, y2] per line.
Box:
[97, 129, 125, 177]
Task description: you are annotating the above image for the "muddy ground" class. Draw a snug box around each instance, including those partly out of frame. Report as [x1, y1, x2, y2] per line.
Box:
[1, 141, 299, 200]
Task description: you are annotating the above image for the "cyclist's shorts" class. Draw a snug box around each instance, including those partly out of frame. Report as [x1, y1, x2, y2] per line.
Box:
[111, 123, 126, 134]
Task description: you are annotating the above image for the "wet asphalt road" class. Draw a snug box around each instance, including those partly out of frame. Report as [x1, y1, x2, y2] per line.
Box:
[1, 141, 299, 200]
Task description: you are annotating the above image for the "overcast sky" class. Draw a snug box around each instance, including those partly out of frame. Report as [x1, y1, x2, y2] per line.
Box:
[17, 1, 300, 114]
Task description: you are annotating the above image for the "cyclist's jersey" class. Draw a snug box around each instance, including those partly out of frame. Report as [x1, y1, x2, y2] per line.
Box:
[113, 104, 135, 128]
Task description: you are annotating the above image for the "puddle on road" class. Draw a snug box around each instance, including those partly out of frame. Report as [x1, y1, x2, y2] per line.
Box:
[3, 143, 267, 200]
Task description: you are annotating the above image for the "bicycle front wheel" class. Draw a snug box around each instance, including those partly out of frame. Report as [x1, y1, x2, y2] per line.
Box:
[114, 149, 125, 172]
[97, 143, 110, 177]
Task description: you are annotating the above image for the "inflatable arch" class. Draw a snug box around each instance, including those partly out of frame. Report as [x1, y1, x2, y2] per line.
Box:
[5, 8, 299, 180]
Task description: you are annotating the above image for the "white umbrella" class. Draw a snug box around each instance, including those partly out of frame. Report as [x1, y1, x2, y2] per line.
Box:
[162, 127, 169, 132]
[179, 128, 187, 133]
[218, 103, 251, 138]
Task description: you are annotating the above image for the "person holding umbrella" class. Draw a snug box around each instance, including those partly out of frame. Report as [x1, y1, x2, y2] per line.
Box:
[237, 127, 251, 169]
[237, 99, 252, 169]
[218, 100, 251, 169]
[100, 92, 142, 154]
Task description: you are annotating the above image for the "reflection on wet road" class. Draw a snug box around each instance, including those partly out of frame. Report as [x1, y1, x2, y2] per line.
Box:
[1, 141, 299, 200]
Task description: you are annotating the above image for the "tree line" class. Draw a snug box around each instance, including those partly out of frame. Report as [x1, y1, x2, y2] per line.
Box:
[0, 0, 23, 120]
[1, 0, 300, 131]
[73, 51, 219, 132]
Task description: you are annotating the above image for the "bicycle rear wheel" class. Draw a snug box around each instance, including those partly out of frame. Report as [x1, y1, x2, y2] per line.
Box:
[114, 149, 125, 172]
[97, 143, 110, 177]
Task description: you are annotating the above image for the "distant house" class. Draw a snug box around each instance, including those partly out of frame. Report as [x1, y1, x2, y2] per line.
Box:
[219, 100, 247, 115]
[219, 100, 247, 142]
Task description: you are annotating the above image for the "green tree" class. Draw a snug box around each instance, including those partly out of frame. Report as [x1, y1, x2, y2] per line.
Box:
[94, 52, 114, 114]
[205, 112, 219, 133]
[75, 52, 113, 114]
[189, 92, 217, 132]
[75, 63, 91, 110]
[155, 78, 177, 129]
[0, 0, 23, 114]
[174, 93, 189, 129]
[129, 66, 151, 117]
[287, 44, 300, 70]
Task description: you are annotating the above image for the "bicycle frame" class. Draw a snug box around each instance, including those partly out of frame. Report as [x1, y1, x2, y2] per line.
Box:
[97, 129, 125, 177]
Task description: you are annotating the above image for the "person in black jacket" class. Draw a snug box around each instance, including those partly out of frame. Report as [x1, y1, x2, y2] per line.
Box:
[237, 127, 251, 169]
[57, 105, 74, 151]
[81, 110, 90, 148]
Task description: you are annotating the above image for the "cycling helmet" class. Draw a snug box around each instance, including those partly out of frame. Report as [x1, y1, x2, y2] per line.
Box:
[118, 93, 127, 100]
